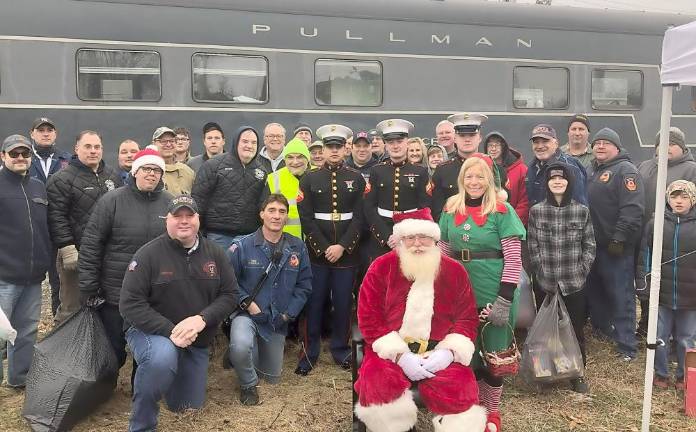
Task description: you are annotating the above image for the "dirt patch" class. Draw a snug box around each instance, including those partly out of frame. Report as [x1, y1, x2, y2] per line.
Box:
[2, 286, 694, 431]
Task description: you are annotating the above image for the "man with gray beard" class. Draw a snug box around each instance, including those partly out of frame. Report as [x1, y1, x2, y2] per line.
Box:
[354, 208, 486, 432]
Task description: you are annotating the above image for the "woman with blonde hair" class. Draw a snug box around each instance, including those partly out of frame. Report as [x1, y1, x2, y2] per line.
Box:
[406, 137, 428, 167]
[438, 153, 525, 432]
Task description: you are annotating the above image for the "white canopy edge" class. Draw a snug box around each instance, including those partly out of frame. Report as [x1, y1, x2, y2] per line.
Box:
[661, 20, 696, 85]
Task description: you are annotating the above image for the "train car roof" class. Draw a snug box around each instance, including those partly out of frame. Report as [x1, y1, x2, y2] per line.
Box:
[77, 0, 694, 35]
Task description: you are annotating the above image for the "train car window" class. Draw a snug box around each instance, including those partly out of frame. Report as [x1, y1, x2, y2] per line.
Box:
[513, 67, 568, 109]
[315, 59, 382, 106]
[192, 53, 268, 104]
[591, 69, 643, 110]
[76, 49, 161, 101]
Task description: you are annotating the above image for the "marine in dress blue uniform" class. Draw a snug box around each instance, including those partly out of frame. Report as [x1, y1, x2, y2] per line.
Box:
[295, 124, 366, 375]
[364, 119, 431, 260]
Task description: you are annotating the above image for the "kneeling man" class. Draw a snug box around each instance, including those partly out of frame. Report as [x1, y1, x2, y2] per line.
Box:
[354, 208, 486, 432]
[120, 195, 237, 432]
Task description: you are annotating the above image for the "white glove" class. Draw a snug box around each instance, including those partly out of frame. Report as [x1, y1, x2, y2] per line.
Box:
[397, 352, 435, 381]
[421, 349, 454, 374]
[59, 245, 79, 271]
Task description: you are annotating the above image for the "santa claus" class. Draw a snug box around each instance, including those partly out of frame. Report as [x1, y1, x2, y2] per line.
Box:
[354, 208, 486, 432]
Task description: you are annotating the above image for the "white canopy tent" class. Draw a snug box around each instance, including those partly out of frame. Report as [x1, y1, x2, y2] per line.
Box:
[641, 19, 696, 432]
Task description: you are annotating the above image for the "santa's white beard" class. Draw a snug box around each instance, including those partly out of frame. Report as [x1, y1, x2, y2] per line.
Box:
[397, 244, 441, 282]
[396, 244, 441, 341]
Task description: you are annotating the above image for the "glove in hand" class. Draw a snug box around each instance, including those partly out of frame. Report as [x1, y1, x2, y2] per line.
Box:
[59, 245, 79, 271]
[421, 349, 454, 374]
[488, 296, 512, 326]
[397, 352, 435, 381]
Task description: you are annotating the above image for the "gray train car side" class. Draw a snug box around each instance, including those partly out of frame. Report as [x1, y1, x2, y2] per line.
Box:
[1, 0, 694, 164]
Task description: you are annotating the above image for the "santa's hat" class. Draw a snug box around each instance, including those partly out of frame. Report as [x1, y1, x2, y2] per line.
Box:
[131, 146, 166, 174]
[392, 208, 440, 241]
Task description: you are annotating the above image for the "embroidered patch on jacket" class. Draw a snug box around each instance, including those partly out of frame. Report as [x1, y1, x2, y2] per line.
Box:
[364, 182, 371, 195]
[127, 261, 138, 271]
[203, 261, 218, 277]
[289, 254, 300, 268]
[296, 190, 304, 203]
[624, 176, 637, 191]
[105, 179, 116, 191]
[254, 168, 265, 180]
[598, 171, 612, 183]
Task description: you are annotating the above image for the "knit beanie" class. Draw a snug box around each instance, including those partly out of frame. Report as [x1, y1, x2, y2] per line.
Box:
[131, 147, 166, 174]
[655, 127, 686, 152]
[591, 127, 622, 149]
[567, 114, 591, 132]
[281, 138, 311, 161]
[666, 180, 696, 207]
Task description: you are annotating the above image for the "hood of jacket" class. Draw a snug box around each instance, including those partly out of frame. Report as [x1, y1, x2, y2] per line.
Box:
[483, 131, 521, 168]
[229, 125, 261, 165]
[648, 147, 695, 169]
[545, 161, 575, 207]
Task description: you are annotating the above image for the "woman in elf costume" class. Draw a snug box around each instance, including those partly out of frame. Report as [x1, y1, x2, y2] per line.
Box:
[438, 154, 525, 432]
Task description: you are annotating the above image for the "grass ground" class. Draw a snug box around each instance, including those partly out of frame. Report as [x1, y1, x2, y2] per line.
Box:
[1, 285, 694, 431]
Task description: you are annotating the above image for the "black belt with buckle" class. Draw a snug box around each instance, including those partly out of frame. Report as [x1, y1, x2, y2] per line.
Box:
[455, 249, 504, 263]
[407, 339, 438, 354]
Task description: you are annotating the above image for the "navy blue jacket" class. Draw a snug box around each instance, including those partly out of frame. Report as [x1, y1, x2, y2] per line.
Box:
[526, 149, 588, 207]
[28, 147, 72, 184]
[0, 167, 51, 285]
[587, 150, 644, 246]
[228, 229, 312, 340]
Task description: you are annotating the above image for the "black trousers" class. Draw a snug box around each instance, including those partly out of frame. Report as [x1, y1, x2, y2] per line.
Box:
[98, 302, 127, 369]
[543, 290, 587, 366]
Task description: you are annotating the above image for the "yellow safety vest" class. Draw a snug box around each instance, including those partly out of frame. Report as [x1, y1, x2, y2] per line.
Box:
[267, 167, 302, 239]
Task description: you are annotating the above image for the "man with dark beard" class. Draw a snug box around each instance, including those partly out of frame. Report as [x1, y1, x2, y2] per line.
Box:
[354, 208, 486, 432]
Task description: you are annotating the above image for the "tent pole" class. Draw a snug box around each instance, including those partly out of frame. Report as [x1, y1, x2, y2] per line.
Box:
[640, 84, 675, 432]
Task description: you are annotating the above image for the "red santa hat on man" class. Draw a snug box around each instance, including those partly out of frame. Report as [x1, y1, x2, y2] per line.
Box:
[392, 207, 440, 241]
[130, 146, 166, 174]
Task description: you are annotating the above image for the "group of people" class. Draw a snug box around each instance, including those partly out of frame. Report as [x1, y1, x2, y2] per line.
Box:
[1, 111, 695, 432]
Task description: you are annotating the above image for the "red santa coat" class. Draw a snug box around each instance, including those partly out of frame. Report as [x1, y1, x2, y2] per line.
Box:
[355, 250, 480, 416]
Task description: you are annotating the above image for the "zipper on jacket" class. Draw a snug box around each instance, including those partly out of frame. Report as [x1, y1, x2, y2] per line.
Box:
[673, 216, 680, 309]
[21, 181, 35, 280]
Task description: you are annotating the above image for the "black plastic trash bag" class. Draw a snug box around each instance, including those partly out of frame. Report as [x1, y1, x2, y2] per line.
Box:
[520, 293, 584, 384]
[22, 307, 118, 432]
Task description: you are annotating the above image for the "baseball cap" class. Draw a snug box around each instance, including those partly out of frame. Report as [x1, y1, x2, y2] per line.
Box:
[530, 124, 557, 141]
[354, 131, 370, 143]
[152, 126, 176, 141]
[31, 117, 56, 130]
[2, 134, 33, 153]
[167, 194, 199, 214]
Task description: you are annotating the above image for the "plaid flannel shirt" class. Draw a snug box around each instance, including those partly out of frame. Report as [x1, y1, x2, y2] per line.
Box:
[527, 200, 596, 296]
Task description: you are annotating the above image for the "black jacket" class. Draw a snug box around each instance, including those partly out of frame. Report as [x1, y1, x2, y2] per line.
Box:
[46, 156, 123, 248]
[119, 234, 238, 347]
[587, 150, 644, 246]
[0, 168, 51, 285]
[638, 207, 696, 310]
[79, 179, 172, 305]
[192, 126, 271, 236]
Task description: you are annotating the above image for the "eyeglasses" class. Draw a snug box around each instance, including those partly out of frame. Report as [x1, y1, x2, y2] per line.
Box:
[265, 134, 284, 140]
[7, 149, 32, 159]
[176, 137, 190, 142]
[401, 234, 435, 245]
[156, 138, 176, 145]
[139, 166, 163, 175]
[486, 142, 502, 149]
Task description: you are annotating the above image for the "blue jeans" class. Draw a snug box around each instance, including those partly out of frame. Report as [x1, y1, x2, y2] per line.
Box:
[207, 232, 246, 253]
[298, 265, 355, 369]
[126, 328, 209, 432]
[655, 306, 696, 380]
[228, 314, 286, 389]
[0, 280, 41, 387]
[587, 248, 637, 357]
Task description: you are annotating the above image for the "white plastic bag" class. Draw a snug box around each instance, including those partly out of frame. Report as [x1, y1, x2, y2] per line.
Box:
[0, 305, 17, 344]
